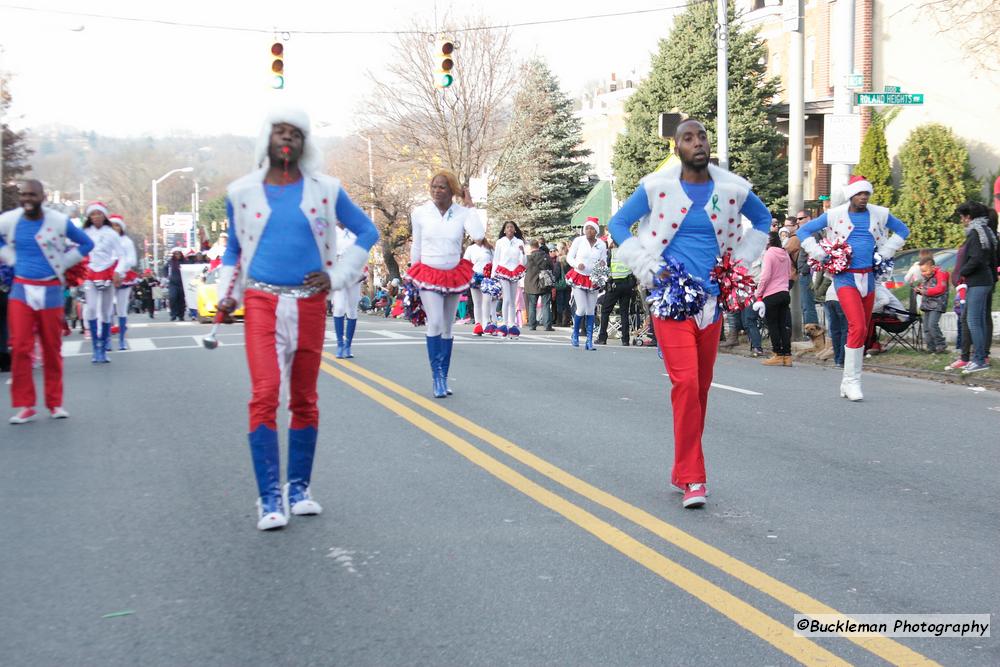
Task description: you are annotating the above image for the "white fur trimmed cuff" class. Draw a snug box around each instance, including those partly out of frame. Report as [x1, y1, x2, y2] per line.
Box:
[877, 233, 907, 259]
[800, 235, 827, 262]
[329, 245, 369, 292]
[0, 245, 16, 267]
[731, 228, 768, 268]
[216, 264, 244, 308]
[615, 237, 664, 289]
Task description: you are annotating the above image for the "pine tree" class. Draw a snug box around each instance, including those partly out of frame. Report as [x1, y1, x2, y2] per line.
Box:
[1, 76, 33, 212]
[489, 59, 592, 241]
[855, 109, 896, 207]
[895, 124, 980, 248]
[611, 0, 786, 209]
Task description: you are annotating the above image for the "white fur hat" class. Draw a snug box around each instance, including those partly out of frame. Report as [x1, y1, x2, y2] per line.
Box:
[85, 201, 109, 218]
[254, 104, 322, 175]
[108, 214, 125, 231]
[843, 175, 873, 201]
[583, 216, 600, 234]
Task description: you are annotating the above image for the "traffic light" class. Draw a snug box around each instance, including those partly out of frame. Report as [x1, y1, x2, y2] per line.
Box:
[270, 41, 285, 90]
[435, 38, 455, 89]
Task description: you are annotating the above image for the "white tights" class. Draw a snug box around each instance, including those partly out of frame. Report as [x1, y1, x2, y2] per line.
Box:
[114, 286, 132, 319]
[499, 279, 518, 327]
[84, 282, 116, 323]
[420, 289, 460, 338]
[472, 287, 494, 326]
[332, 281, 361, 318]
[572, 287, 599, 317]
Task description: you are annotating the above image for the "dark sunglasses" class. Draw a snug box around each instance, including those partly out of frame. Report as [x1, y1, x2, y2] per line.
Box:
[796, 216, 808, 220]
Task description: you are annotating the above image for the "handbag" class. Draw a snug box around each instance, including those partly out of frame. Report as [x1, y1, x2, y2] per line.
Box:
[538, 268, 556, 289]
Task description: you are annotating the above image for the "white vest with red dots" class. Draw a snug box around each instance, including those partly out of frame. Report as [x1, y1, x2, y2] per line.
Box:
[822, 203, 890, 245]
[635, 163, 752, 260]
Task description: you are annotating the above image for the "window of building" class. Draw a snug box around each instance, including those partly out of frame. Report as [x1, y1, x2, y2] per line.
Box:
[805, 36, 816, 97]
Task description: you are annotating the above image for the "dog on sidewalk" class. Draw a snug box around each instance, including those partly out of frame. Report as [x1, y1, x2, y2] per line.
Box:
[791, 322, 833, 359]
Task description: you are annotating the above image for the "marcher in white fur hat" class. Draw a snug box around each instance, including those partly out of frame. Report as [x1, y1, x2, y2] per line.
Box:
[108, 214, 138, 350]
[217, 105, 380, 531]
[796, 173, 910, 401]
[84, 201, 109, 219]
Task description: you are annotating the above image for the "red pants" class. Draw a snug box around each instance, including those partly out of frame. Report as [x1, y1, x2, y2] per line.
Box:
[652, 316, 723, 486]
[9, 300, 63, 409]
[243, 289, 327, 432]
[836, 287, 875, 348]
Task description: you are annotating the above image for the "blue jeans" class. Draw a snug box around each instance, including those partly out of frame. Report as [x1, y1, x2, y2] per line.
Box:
[825, 300, 847, 366]
[740, 305, 762, 349]
[966, 285, 992, 365]
[800, 273, 819, 325]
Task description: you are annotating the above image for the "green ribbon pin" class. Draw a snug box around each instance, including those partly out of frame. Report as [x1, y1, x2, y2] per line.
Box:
[711, 194, 721, 212]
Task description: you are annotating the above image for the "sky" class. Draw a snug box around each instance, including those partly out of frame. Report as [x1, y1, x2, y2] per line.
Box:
[0, 0, 685, 139]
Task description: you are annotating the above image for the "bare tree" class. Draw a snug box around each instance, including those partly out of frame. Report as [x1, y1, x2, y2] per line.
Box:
[919, 0, 1000, 71]
[367, 15, 517, 186]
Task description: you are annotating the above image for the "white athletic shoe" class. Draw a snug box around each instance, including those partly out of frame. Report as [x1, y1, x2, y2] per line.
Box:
[284, 483, 323, 516]
[9, 408, 37, 424]
[50, 407, 70, 419]
[256, 497, 289, 531]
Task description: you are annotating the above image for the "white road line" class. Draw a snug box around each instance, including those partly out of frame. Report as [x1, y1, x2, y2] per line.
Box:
[659, 374, 762, 396]
[370, 329, 415, 339]
[127, 338, 156, 351]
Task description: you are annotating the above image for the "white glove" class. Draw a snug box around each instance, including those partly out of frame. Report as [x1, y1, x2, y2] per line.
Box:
[799, 235, 827, 263]
[329, 245, 369, 291]
[877, 233, 907, 260]
[752, 300, 766, 317]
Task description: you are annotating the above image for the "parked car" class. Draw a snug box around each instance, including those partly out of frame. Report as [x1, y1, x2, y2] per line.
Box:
[196, 266, 244, 323]
[884, 248, 956, 288]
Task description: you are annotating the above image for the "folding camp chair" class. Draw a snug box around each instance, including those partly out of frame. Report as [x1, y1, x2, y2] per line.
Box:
[870, 305, 923, 353]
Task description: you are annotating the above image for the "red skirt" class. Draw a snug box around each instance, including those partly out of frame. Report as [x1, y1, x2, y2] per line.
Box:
[566, 269, 597, 291]
[85, 265, 116, 282]
[408, 259, 474, 294]
[494, 264, 526, 281]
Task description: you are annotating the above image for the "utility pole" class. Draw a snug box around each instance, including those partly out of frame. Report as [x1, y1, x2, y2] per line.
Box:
[716, 0, 729, 169]
[787, 0, 806, 340]
[831, 0, 856, 204]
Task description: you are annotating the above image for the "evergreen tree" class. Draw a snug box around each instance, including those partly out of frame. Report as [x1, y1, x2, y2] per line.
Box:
[895, 124, 980, 248]
[1, 76, 33, 212]
[855, 109, 896, 207]
[490, 59, 592, 241]
[611, 0, 786, 209]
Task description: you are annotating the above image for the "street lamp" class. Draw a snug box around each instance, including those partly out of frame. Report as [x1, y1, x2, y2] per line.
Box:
[151, 167, 193, 268]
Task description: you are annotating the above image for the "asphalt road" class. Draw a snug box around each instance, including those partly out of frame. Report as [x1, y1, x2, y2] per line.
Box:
[2, 313, 997, 666]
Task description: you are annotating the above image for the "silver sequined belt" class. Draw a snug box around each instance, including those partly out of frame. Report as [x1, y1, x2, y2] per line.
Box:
[246, 279, 323, 299]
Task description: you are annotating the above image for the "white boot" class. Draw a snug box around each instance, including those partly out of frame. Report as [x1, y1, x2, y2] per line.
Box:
[840, 347, 864, 401]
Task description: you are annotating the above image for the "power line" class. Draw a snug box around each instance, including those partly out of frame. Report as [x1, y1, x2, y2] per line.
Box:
[0, 2, 705, 36]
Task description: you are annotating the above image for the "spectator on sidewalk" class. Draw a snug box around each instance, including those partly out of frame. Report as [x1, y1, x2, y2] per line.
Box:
[823, 276, 847, 367]
[524, 238, 554, 331]
[795, 210, 820, 326]
[597, 238, 636, 345]
[954, 201, 998, 373]
[554, 242, 572, 326]
[915, 257, 950, 353]
[754, 231, 794, 366]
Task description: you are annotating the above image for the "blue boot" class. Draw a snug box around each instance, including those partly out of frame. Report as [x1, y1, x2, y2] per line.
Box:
[440, 337, 454, 396]
[333, 316, 346, 358]
[571, 315, 581, 347]
[585, 315, 596, 351]
[344, 318, 357, 358]
[100, 322, 112, 362]
[249, 425, 287, 530]
[286, 426, 322, 516]
[118, 317, 128, 350]
[88, 319, 101, 363]
[426, 335, 445, 398]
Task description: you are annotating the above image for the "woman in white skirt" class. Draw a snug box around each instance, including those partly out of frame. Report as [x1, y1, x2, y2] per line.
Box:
[82, 202, 121, 363]
[407, 170, 483, 398]
[565, 217, 607, 350]
[332, 222, 365, 358]
[463, 237, 496, 336]
[108, 214, 137, 350]
[492, 221, 526, 338]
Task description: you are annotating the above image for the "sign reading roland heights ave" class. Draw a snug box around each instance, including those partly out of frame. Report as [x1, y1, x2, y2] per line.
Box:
[855, 92, 925, 106]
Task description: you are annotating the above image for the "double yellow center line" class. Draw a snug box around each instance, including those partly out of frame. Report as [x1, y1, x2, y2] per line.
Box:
[320, 353, 937, 667]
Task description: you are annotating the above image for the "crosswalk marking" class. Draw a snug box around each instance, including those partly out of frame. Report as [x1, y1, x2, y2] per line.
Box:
[127, 338, 156, 351]
[370, 329, 413, 339]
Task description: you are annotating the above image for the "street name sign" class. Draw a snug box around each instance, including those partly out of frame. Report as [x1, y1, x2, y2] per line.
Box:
[855, 92, 924, 106]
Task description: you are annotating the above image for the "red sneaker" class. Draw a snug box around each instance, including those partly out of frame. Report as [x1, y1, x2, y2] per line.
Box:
[9, 408, 38, 424]
[473, 323, 484, 336]
[682, 483, 707, 508]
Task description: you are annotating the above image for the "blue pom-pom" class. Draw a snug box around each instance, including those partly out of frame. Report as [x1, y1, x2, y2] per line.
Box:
[480, 276, 502, 297]
[645, 255, 708, 321]
[872, 252, 895, 281]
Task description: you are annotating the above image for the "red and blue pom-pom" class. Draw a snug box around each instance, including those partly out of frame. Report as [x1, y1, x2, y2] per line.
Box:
[711, 253, 757, 312]
[402, 282, 426, 327]
[479, 276, 502, 297]
[646, 255, 708, 321]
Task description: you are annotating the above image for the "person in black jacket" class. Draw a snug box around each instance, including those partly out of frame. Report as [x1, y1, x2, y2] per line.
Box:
[523, 238, 554, 330]
[955, 201, 999, 373]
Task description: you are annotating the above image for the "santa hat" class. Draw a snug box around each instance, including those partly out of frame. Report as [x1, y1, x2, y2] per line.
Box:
[254, 104, 322, 175]
[108, 214, 126, 231]
[583, 216, 600, 234]
[85, 201, 109, 218]
[843, 175, 873, 201]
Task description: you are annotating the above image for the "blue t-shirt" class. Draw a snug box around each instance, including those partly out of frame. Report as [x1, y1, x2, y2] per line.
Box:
[609, 180, 772, 295]
[0, 214, 94, 279]
[223, 181, 378, 286]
